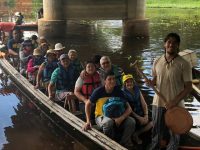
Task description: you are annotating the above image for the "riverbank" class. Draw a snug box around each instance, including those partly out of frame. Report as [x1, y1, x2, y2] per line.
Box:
[147, 0, 200, 8]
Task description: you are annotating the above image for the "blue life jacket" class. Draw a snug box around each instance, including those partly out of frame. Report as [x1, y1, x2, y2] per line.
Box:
[42, 60, 58, 82]
[123, 86, 144, 116]
[102, 97, 126, 118]
[56, 63, 75, 91]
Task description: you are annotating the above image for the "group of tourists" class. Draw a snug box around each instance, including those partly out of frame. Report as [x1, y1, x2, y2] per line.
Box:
[1, 30, 192, 150]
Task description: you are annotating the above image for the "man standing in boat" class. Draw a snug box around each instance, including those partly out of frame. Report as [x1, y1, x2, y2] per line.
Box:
[148, 33, 192, 150]
[83, 71, 136, 149]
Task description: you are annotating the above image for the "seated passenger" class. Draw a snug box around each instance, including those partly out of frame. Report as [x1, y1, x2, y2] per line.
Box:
[34, 49, 58, 92]
[99, 56, 123, 87]
[122, 74, 153, 144]
[54, 43, 65, 59]
[68, 49, 83, 80]
[39, 42, 49, 57]
[7, 29, 23, 68]
[19, 39, 34, 75]
[83, 71, 136, 149]
[31, 35, 38, 49]
[27, 48, 44, 84]
[48, 54, 77, 112]
[74, 61, 101, 117]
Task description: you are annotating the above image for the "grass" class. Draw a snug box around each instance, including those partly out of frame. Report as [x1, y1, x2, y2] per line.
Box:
[147, 0, 200, 8]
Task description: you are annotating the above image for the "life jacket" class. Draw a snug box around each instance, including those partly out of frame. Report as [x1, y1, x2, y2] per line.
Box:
[81, 72, 101, 99]
[42, 60, 58, 82]
[123, 86, 144, 116]
[56, 63, 75, 91]
[102, 97, 126, 118]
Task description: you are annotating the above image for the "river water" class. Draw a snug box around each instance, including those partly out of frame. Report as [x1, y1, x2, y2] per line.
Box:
[0, 2, 200, 150]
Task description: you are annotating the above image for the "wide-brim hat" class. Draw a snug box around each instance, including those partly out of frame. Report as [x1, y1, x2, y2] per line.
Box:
[33, 48, 42, 56]
[54, 43, 65, 51]
[46, 49, 56, 56]
[122, 74, 133, 84]
[15, 12, 20, 17]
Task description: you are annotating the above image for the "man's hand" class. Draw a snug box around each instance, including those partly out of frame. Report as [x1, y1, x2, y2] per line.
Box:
[113, 116, 125, 127]
[83, 122, 92, 131]
[138, 115, 148, 125]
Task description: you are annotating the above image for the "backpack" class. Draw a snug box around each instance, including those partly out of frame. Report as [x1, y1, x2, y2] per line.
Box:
[102, 97, 126, 118]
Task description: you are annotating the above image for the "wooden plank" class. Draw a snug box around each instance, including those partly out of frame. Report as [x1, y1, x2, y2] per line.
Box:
[0, 58, 127, 150]
[193, 84, 200, 95]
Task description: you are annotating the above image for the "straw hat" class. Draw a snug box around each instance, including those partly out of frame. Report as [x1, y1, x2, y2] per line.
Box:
[46, 49, 56, 56]
[54, 43, 65, 51]
[122, 74, 133, 84]
[33, 48, 42, 56]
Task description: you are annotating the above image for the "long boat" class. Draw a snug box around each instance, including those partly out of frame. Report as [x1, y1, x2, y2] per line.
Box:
[0, 56, 127, 150]
[0, 53, 200, 150]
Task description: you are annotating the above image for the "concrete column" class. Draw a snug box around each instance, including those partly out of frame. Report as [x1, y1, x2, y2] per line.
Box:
[123, 0, 149, 37]
[38, 0, 66, 38]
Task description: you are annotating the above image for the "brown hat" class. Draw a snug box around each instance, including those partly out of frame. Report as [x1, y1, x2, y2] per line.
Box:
[46, 49, 56, 56]
[33, 48, 42, 56]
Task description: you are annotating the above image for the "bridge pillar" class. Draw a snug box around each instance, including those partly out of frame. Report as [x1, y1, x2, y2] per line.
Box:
[38, 0, 66, 38]
[122, 0, 149, 37]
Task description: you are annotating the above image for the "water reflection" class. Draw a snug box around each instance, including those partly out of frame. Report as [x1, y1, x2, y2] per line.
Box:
[1, 2, 200, 149]
[0, 70, 87, 150]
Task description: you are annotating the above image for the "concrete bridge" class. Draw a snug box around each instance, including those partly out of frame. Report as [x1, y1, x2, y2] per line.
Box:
[38, 0, 148, 38]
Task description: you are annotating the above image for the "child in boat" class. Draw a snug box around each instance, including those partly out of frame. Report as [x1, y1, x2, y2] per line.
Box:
[34, 49, 58, 93]
[68, 49, 83, 80]
[122, 74, 153, 144]
[27, 48, 44, 84]
[19, 39, 34, 76]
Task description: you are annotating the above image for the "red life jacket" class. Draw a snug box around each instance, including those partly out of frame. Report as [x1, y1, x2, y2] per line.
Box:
[82, 72, 101, 99]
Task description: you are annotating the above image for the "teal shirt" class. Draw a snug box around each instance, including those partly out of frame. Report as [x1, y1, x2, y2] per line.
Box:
[50, 64, 75, 93]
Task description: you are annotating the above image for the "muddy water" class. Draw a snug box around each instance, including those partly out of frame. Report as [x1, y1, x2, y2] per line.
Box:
[1, 2, 200, 149]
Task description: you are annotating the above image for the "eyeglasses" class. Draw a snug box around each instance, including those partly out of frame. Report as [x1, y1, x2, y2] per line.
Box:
[102, 61, 110, 65]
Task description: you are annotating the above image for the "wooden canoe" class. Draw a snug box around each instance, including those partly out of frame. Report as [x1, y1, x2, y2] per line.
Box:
[0, 54, 200, 149]
[0, 57, 127, 150]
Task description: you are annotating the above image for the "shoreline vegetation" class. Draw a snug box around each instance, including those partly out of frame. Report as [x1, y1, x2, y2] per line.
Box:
[146, 0, 200, 9]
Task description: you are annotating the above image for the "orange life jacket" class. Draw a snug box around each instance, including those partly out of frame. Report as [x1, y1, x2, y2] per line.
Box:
[82, 72, 101, 99]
